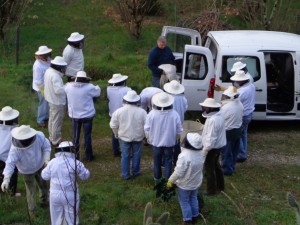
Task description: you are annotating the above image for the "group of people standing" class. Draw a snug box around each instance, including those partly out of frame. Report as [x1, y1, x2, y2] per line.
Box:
[0, 33, 256, 225]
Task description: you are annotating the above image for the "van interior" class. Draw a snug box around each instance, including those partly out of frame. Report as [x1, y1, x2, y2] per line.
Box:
[265, 52, 294, 112]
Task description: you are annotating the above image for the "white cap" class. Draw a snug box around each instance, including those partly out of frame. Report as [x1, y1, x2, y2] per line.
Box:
[67, 32, 84, 42]
[164, 80, 184, 95]
[123, 90, 140, 102]
[11, 125, 37, 140]
[199, 98, 221, 108]
[51, 56, 67, 66]
[186, 133, 203, 149]
[231, 61, 246, 72]
[223, 86, 238, 98]
[0, 106, 19, 121]
[230, 70, 251, 81]
[35, 46, 52, 55]
[58, 141, 74, 148]
[152, 92, 174, 108]
[158, 64, 176, 76]
[108, 73, 128, 84]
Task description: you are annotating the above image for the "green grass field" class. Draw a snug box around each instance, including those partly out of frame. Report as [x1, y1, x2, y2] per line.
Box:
[0, 0, 300, 224]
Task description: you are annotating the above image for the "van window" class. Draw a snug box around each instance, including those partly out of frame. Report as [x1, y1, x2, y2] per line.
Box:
[205, 37, 217, 64]
[221, 56, 261, 82]
[166, 33, 191, 53]
[184, 53, 208, 80]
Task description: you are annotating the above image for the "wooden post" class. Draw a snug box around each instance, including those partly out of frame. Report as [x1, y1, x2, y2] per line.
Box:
[16, 26, 20, 65]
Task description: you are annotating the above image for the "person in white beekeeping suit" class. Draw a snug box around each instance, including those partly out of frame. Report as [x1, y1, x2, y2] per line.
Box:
[0, 106, 20, 196]
[63, 32, 85, 82]
[32, 46, 52, 128]
[139, 87, 163, 112]
[41, 141, 90, 225]
[1, 125, 51, 219]
[107, 73, 131, 157]
[44, 56, 68, 147]
[164, 80, 188, 165]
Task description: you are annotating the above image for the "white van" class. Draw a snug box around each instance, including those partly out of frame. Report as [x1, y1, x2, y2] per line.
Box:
[162, 26, 300, 120]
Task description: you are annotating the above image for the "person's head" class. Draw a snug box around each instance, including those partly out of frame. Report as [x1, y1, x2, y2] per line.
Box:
[67, 32, 85, 49]
[11, 125, 37, 148]
[72, 71, 91, 83]
[182, 133, 203, 150]
[50, 56, 67, 74]
[230, 70, 250, 88]
[157, 36, 167, 49]
[55, 141, 74, 154]
[108, 73, 128, 86]
[123, 90, 141, 105]
[152, 92, 174, 111]
[221, 86, 239, 101]
[199, 98, 221, 115]
[35, 46, 52, 62]
[0, 106, 19, 126]
[231, 61, 248, 75]
[163, 80, 184, 95]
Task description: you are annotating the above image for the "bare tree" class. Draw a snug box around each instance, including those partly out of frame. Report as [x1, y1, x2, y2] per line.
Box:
[115, 0, 159, 39]
[0, 0, 31, 40]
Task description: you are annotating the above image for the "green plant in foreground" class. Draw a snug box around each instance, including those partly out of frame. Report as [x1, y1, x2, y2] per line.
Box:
[143, 202, 170, 225]
[287, 192, 300, 225]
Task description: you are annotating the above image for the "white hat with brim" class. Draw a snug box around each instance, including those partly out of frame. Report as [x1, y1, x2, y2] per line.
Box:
[35, 46, 52, 55]
[152, 92, 174, 108]
[231, 61, 246, 72]
[199, 98, 221, 108]
[72, 71, 91, 81]
[230, 70, 251, 81]
[55, 141, 74, 153]
[67, 32, 85, 42]
[123, 90, 140, 102]
[108, 73, 128, 84]
[11, 125, 37, 140]
[164, 80, 185, 95]
[51, 56, 67, 66]
[187, 133, 203, 149]
[0, 106, 19, 121]
[223, 86, 238, 98]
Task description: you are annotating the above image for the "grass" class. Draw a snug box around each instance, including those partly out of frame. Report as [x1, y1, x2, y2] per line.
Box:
[0, 0, 300, 224]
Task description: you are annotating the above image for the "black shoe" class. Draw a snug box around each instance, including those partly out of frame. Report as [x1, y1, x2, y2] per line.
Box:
[236, 158, 247, 163]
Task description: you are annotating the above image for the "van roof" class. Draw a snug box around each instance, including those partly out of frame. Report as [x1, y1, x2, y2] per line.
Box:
[208, 30, 300, 51]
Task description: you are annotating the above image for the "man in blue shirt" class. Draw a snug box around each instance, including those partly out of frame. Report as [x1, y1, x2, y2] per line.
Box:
[148, 36, 175, 88]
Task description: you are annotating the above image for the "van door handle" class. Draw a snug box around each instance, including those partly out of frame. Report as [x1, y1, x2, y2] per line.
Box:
[256, 88, 263, 92]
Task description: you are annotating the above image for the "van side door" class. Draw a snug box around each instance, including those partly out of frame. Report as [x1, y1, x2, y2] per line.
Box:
[181, 45, 215, 111]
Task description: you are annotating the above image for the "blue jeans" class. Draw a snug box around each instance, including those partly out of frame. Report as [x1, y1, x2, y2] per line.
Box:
[152, 76, 161, 88]
[238, 113, 252, 160]
[177, 188, 199, 221]
[112, 133, 120, 155]
[37, 91, 49, 124]
[152, 146, 173, 180]
[221, 127, 242, 175]
[119, 140, 142, 179]
[72, 118, 94, 161]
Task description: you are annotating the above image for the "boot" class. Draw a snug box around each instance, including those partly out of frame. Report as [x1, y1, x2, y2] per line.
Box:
[181, 220, 193, 225]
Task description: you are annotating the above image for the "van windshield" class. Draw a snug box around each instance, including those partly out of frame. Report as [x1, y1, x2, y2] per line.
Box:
[221, 56, 261, 82]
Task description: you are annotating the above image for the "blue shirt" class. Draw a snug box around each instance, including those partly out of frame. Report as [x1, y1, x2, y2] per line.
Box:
[148, 46, 175, 77]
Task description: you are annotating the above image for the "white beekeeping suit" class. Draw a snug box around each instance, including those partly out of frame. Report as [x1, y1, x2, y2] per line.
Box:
[41, 141, 90, 225]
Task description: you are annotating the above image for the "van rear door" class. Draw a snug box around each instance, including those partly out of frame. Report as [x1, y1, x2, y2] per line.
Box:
[181, 45, 215, 111]
[161, 26, 201, 64]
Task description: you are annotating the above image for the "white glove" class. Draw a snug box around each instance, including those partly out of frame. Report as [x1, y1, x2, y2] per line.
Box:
[44, 152, 50, 166]
[112, 128, 118, 139]
[1, 175, 11, 192]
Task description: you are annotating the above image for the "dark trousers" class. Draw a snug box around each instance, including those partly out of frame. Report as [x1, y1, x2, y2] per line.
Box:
[72, 117, 94, 161]
[204, 148, 224, 194]
[0, 160, 18, 195]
